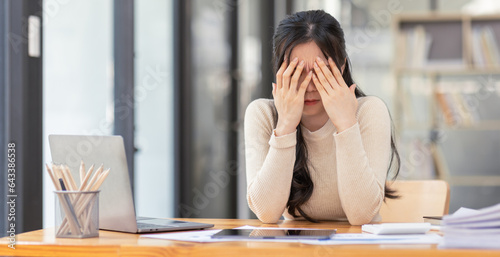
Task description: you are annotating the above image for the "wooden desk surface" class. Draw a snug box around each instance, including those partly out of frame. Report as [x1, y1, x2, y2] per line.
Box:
[1, 218, 499, 257]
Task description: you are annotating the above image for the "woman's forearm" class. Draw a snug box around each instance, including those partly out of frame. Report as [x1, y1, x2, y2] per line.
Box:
[334, 98, 392, 225]
[245, 130, 297, 223]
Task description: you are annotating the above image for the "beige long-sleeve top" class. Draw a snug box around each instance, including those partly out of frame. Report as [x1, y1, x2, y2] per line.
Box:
[244, 96, 392, 225]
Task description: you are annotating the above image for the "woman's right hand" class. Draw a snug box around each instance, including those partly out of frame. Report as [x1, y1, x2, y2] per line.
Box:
[272, 57, 313, 137]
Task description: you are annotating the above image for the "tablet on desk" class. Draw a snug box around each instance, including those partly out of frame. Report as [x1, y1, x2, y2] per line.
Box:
[211, 229, 336, 240]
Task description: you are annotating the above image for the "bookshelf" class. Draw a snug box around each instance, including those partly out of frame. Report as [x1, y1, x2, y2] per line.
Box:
[393, 13, 500, 211]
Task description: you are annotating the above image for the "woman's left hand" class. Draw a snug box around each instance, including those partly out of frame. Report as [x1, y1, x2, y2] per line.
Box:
[312, 56, 358, 133]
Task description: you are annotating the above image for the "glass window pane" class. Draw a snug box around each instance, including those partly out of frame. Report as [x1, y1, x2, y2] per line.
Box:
[43, 0, 113, 228]
[134, 0, 174, 218]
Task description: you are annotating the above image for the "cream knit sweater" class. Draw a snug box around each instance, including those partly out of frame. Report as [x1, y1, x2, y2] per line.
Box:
[244, 96, 392, 225]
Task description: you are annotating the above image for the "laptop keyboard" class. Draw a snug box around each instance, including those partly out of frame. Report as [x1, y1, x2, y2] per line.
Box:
[137, 222, 172, 229]
[136, 218, 187, 230]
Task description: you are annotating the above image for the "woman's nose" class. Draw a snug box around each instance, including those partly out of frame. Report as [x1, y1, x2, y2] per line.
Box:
[301, 66, 317, 92]
[306, 79, 316, 92]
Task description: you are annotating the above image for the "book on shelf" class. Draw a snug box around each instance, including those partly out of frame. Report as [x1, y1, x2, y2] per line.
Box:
[434, 91, 455, 126]
[399, 25, 433, 69]
[434, 81, 481, 127]
[472, 27, 486, 68]
[471, 26, 500, 68]
[440, 203, 500, 249]
[399, 24, 468, 70]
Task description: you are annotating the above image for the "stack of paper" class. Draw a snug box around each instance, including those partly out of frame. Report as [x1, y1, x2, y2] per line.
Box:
[440, 203, 500, 249]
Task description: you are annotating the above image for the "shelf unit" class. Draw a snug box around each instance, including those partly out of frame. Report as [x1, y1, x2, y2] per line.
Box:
[392, 13, 500, 211]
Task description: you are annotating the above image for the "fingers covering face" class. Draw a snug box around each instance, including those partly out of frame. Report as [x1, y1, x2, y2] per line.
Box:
[312, 72, 330, 97]
[282, 57, 299, 89]
[276, 57, 310, 92]
[327, 57, 347, 88]
[314, 56, 337, 88]
[276, 56, 349, 93]
[291, 60, 305, 89]
[276, 61, 287, 89]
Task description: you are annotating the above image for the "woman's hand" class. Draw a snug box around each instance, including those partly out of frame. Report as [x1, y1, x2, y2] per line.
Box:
[273, 57, 313, 136]
[312, 56, 358, 133]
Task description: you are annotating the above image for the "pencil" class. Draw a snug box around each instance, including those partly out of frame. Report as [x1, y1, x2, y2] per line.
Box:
[75, 168, 110, 217]
[45, 164, 61, 191]
[91, 168, 110, 191]
[84, 164, 103, 191]
[60, 165, 77, 204]
[48, 163, 73, 235]
[74, 163, 95, 228]
[54, 164, 74, 201]
[59, 164, 102, 235]
[77, 164, 94, 191]
[57, 179, 82, 236]
[63, 165, 78, 191]
[54, 165, 71, 191]
[61, 165, 106, 234]
[79, 160, 86, 187]
[52, 164, 64, 184]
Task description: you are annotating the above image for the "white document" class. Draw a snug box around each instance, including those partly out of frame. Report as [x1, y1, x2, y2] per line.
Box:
[362, 223, 431, 235]
[141, 229, 229, 243]
[452, 207, 479, 217]
[301, 233, 443, 245]
[443, 203, 500, 225]
[440, 234, 500, 249]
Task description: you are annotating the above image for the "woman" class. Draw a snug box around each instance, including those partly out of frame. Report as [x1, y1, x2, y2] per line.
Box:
[244, 10, 399, 225]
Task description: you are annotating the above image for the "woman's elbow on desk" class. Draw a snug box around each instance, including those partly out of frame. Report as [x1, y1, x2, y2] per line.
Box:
[247, 197, 284, 224]
[256, 214, 282, 224]
[345, 206, 381, 225]
[347, 216, 373, 226]
[248, 205, 282, 224]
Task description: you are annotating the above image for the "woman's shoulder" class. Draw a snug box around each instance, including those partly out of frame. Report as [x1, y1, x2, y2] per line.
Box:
[245, 98, 276, 118]
[244, 98, 276, 129]
[356, 95, 390, 119]
[357, 95, 389, 111]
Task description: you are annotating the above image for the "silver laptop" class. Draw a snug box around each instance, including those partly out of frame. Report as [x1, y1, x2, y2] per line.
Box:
[48, 134, 214, 233]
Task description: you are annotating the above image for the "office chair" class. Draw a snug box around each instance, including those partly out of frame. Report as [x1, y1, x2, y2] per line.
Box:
[379, 180, 450, 223]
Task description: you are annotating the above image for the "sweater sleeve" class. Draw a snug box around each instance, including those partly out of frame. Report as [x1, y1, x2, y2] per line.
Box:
[244, 99, 296, 223]
[334, 97, 392, 225]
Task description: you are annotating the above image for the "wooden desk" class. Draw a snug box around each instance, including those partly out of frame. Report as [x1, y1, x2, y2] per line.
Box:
[1, 218, 499, 257]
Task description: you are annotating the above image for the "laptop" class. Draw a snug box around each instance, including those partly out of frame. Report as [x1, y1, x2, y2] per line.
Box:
[48, 134, 214, 233]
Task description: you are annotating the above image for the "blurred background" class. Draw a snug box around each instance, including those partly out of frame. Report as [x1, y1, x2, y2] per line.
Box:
[1, 0, 500, 236]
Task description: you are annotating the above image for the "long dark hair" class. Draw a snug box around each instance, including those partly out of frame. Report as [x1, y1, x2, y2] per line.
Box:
[272, 10, 400, 222]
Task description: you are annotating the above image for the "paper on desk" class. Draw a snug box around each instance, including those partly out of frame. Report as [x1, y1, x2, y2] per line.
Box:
[452, 207, 479, 217]
[300, 233, 443, 245]
[141, 229, 228, 243]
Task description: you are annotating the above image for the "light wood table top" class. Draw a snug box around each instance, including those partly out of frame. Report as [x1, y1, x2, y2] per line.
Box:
[1, 218, 499, 256]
